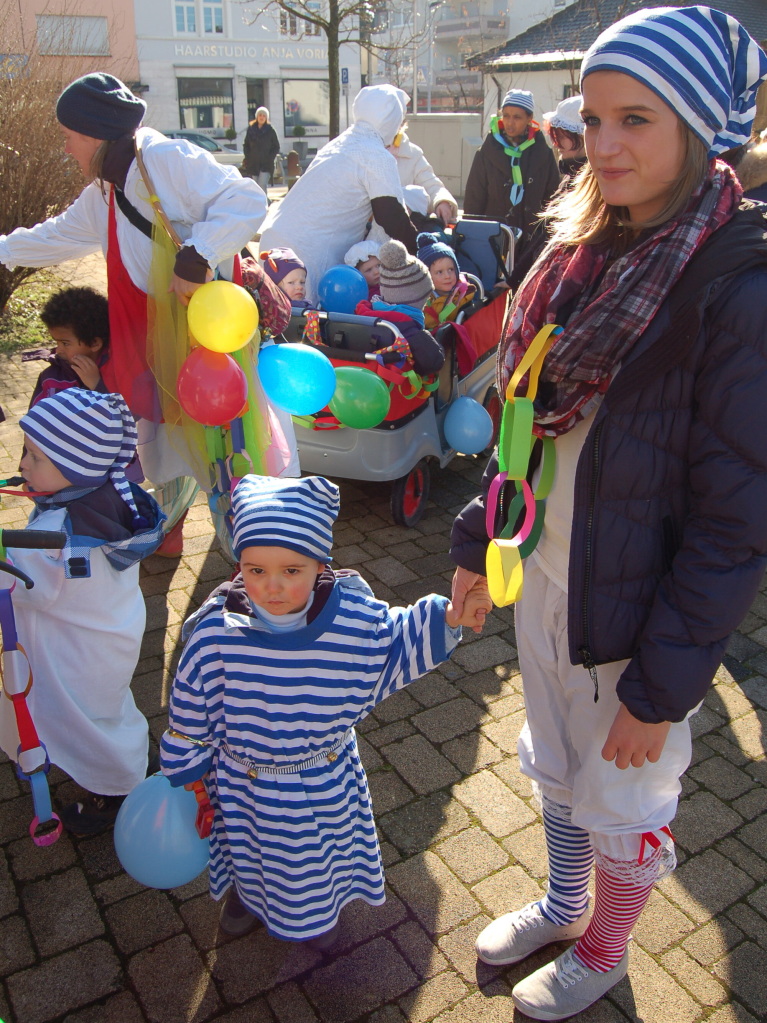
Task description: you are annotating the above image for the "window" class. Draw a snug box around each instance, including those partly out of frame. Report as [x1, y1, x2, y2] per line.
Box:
[203, 0, 224, 34]
[36, 15, 109, 56]
[280, 8, 299, 36]
[283, 78, 329, 136]
[305, 1, 321, 37]
[280, 3, 321, 37]
[175, 2, 196, 32]
[178, 77, 234, 132]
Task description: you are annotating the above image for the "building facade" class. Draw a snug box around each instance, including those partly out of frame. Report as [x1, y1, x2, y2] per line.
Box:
[134, 0, 362, 153]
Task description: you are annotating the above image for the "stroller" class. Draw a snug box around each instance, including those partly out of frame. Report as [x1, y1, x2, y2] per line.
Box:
[283, 218, 515, 526]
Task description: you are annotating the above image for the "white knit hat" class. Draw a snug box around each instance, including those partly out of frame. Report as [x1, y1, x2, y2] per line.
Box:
[344, 239, 382, 267]
[231, 474, 340, 561]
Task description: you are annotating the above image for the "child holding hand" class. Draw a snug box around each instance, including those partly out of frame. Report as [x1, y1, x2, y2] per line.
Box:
[417, 233, 476, 332]
[161, 475, 489, 945]
[25, 286, 109, 405]
[0, 389, 165, 835]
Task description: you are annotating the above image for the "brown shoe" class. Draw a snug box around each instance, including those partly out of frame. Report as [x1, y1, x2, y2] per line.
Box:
[219, 888, 259, 937]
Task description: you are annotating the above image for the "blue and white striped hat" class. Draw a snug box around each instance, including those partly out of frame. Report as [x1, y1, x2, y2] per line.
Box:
[580, 5, 767, 158]
[231, 474, 340, 562]
[21, 389, 140, 520]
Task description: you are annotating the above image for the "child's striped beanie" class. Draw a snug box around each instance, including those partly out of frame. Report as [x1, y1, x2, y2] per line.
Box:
[20, 388, 140, 520]
[580, 5, 767, 158]
[231, 474, 339, 561]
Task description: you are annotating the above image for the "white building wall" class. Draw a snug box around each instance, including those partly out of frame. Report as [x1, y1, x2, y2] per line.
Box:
[134, 0, 362, 152]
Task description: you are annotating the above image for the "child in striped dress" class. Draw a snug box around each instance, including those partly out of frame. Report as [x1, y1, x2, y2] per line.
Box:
[161, 474, 489, 945]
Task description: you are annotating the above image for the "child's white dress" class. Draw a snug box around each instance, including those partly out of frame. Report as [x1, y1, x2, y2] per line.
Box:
[161, 574, 460, 940]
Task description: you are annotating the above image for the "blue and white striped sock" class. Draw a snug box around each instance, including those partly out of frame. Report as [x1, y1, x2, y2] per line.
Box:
[538, 806, 593, 926]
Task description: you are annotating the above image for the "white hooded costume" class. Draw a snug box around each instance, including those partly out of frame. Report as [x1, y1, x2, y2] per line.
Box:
[258, 85, 409, 302]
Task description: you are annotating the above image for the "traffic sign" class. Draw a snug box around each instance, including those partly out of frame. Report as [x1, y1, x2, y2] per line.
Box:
[341, 67, 349, 85]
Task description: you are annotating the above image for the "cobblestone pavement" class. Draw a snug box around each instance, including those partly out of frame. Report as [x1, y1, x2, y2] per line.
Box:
[1, 327, 767, 1023]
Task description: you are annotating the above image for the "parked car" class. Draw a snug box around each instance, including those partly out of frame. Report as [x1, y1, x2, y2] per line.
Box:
[161, 130, 243, 167]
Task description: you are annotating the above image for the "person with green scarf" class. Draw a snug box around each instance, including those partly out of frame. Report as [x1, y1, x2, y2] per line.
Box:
[463, 89, 560, 263]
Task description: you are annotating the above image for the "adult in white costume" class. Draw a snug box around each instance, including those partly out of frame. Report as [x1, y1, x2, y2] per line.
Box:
[258, 85, 418, 302]
[0, 73, 269, 552]
[388, 133, 458, 223]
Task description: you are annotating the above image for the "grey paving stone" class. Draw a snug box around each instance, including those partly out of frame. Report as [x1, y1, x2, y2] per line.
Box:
[452, 635, 517, 673]
[398, 970, 468, 1023]
[130, 934, 221, 1022]
[674, 791, 743, 853]
[472, 864, 543, 918]
[6, 940, 122, 1023]
[387, 851, 481, 934]
[664, 849, 755, 924]
[365, 556, 417, 586]
[368, 769, 416, 816]
[179, 892, 224, 953]
[365, 720, 416, 748]
[717, 838, 767, 884]
[0, 761, 20, 802]
[727, 903, 767, 950]
[611, 944, 701, 1023]
[412, 697, 487, 744]
[0, 913, 36, 974]
[436, 914, 492, 984]
[442, 732, 505, 775]
[391, 920, 450, 980]
[0, 846, 19, 918]
[632, 889, 695, 956]
[480, 711, 527, 755]
[453, 769, 536, 838]
[209, 927, 320, 1003]
[719, 709, 767, 760]
[491, 754, 535, 798]
[502, 824, 548, 878]
[436, 828, 508, 885]
[62, 990, 147, 1022]
[76, 831, 123, 882]
[268, 981, 318, 1023]
[379, 793, 471, 856]
[302, 937, 417, 1023]
[407, 673, 460, 708]
[682, 917, 744, 968]
[335, 889, 408, 951]
[7, 832, 78, 882]
[356, 732, 383, 772]
[661, 947, 728, 1006]
[712, 941, 767, 1017]
[105, 889, 185, 954]
[732, 786, 767, 820]
[689, 756, 755, 800]
[373, 688, 422, 724]
[22, 868, 103, 957]
[381, 734, 461, 795]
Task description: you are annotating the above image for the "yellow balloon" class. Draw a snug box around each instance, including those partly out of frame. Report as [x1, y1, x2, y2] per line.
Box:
[187, 280, 260, 353]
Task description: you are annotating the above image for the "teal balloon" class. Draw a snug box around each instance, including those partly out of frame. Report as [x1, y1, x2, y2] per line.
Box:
[329, 366, 391, 429]
[258, 343, 336, 415]
[444, 396, 493, 455]
[114, 773, 209, 889]
[317, 265, 368, 314]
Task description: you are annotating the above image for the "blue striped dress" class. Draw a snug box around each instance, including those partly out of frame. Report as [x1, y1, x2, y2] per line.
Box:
[160, 574, 460, 940]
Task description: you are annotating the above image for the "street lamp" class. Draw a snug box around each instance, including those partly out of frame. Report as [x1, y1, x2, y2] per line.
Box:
[426, 0, 444, 112]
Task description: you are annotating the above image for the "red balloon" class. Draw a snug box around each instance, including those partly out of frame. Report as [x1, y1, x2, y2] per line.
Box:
[177, 347, 248, 426]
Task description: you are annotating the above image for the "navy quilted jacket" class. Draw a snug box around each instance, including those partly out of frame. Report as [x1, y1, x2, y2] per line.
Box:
[451, 207, 767, 724]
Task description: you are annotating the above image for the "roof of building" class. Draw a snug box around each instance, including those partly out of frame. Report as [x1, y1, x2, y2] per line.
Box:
[467, 0, 767, 70]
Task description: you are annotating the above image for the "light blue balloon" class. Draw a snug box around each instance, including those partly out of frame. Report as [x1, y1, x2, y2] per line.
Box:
[317, 265, 368, 314]
[114, 773, 209, 889]
[258, 343, 336, 415]
[444, 396, 494, 455]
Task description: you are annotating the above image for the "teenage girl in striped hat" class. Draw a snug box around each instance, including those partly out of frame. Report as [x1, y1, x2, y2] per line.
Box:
[450, 6, 767, 1018]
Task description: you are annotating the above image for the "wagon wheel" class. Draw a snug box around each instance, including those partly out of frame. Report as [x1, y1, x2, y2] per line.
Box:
[390, 460, 431, 527]
[482, 386, 502, 456]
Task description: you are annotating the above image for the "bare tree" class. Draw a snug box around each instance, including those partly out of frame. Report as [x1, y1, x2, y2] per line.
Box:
[0, 0, 133, 311]
[237, 0, 430, 138]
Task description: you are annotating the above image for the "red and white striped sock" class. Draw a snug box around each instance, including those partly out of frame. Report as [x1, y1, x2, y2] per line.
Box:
[572, 863, 654, 973]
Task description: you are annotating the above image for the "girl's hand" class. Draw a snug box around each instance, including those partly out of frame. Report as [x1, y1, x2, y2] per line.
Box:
[602, 704, 671, 769]
[69, 354, 101, 390]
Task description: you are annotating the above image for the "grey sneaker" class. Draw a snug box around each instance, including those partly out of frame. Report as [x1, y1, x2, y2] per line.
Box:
[511, 946, 629, 1020]
[476, 901, 590, 966]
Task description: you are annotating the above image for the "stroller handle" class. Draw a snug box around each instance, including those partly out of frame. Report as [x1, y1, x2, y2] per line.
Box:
[1, 530, 67, 550]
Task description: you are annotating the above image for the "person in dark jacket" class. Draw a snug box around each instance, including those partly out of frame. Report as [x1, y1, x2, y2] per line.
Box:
[450, 7, 767, 1019]
[730, 132, 767, 202]
[242, 107, 280, 194]
[463, 88, 560, 261]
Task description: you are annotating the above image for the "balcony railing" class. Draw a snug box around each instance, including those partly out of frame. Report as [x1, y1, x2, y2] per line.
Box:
[434, 15, 506, 40]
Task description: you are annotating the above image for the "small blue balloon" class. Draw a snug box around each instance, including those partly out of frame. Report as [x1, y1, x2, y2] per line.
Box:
[114, 773, 209, 889]
[444, 396, 494, 455]
[259, 343, 336, 415]
[317, 265, 368, 314]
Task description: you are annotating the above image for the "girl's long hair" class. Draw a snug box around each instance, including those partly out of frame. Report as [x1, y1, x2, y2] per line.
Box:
[545, 119, 709, 248]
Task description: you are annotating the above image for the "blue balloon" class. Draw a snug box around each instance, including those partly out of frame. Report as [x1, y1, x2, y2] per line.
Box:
[317, 265, 368, 314]
[114, 773, 209, 889]
[444, 396, 494, 455]
[259, 343, 336, 415]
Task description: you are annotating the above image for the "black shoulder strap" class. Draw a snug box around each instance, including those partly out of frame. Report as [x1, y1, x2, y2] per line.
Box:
[113, 186, 154, 240]
[606, 202, 767, 408]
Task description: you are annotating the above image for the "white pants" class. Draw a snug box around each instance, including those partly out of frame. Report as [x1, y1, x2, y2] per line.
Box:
[515, 558, 694, 869]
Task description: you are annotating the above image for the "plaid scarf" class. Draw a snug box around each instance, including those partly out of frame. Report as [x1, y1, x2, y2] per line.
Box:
[499, 162, 742, 436]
